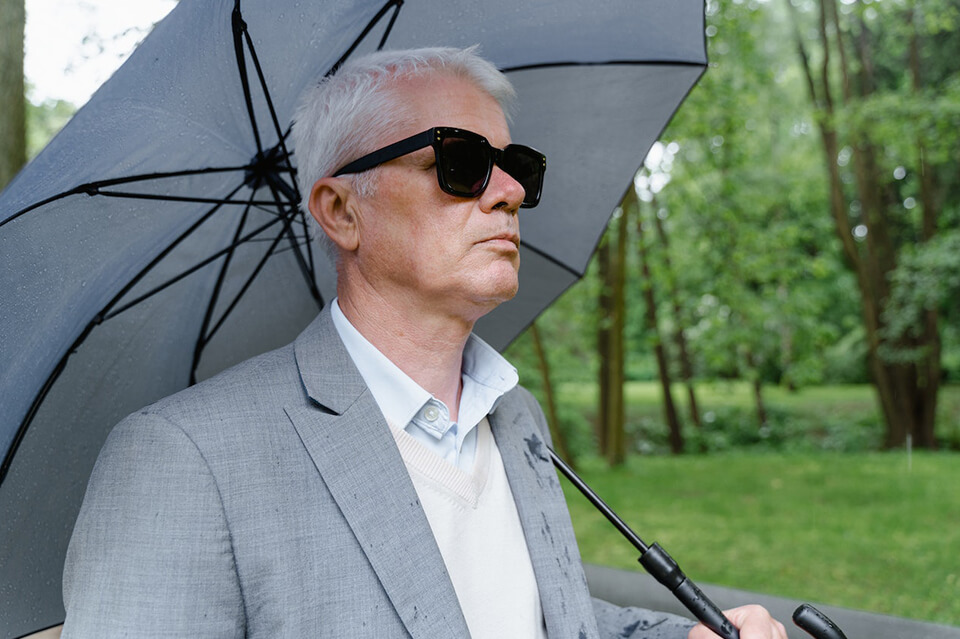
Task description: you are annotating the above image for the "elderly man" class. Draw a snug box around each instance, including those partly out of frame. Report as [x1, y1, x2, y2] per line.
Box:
[62, 47, 785, 638]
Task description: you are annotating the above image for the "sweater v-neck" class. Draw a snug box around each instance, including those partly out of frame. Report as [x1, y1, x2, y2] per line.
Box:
[389, 416, 492, 509]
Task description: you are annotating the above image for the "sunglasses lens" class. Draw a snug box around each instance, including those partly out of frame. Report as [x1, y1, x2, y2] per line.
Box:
[439, 136, 491, 197]
[502, 146, 545, 207]
[435, 129, 545, 207]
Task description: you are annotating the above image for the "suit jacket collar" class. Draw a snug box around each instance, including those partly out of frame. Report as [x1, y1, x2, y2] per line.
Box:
[288, 308, 470, 638]
[293, 307, 366, 415]
[489, 393, 602, 639]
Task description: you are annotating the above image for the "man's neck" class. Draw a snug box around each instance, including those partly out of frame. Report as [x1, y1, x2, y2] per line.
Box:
[337, 291, 471, 417]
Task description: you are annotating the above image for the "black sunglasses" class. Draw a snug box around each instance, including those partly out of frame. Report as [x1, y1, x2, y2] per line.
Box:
[332, 127, 546, 208]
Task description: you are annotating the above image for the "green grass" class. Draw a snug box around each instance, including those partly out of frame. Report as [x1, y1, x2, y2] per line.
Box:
[561, 451, 960, 626]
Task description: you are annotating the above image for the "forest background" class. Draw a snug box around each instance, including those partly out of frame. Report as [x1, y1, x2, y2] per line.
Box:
[1, 0, 958, 628]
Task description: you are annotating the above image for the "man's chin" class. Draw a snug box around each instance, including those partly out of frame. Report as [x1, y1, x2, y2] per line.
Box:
[477, 281, 520, 313]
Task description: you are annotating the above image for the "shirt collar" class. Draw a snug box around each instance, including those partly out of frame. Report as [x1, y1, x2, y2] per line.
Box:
[329, 298, 518, 432]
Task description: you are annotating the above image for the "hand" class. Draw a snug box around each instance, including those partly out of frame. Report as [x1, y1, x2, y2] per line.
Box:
[687, 605, 787, 639]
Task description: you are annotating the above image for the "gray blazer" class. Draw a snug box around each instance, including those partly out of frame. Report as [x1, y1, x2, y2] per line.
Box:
[62, 308, 694, 638]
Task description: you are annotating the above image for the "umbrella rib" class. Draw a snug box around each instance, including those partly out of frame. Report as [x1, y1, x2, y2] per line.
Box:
[231, 3, 264, 156]
[245, 233, 308, 244]
[0, 165, 260, 228]
[240, 21, 295, 173]
[199, 221, 293, 355]
[298, 204, 317, 284]
[500, 59, 707, 74]
[189, 201, 255, 384]
[377, 0, 403, 49]
[262, 178, 324, 306]
[519, 239, 583, 278]
[273, 236, 311, 254]
[103, 215, 285, 322]
[88, 166, 261, 188]
[328, 0, 404, 76]
[0, 317, 97, 487]
[282, 210, 323, 305]
[92, 189, 283, 208]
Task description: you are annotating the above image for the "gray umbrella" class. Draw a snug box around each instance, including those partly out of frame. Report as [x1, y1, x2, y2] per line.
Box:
[0, 0, 706, 634]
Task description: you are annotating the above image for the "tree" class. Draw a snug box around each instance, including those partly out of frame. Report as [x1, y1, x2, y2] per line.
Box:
[650, 196, 702, 433]
[628, 184, 684, 454]
[596, 233, 613, 453]
[598, 205, 628, 465]
[786, 0, 960, 448]
[0, 0, 26, 190]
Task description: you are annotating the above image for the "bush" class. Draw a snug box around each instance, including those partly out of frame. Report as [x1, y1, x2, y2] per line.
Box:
[627, 404, 885, 454]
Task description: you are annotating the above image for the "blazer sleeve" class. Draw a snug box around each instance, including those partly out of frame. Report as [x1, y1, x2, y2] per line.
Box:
[592, 598, 696, 638]
[62, 411, 245, 638]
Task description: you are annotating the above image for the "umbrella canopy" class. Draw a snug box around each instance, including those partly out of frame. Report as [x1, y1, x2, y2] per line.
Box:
[0, 0, 706, 634]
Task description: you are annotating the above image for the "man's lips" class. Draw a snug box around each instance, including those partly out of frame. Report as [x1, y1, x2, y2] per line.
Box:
[479, 232, 520, 249]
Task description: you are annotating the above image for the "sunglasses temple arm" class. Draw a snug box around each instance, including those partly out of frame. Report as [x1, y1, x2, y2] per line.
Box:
[333, 129, 435, 176]
[547, 448, 740, 639]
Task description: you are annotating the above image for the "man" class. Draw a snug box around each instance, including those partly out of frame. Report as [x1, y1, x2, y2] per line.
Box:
[63, 47, 785, 638]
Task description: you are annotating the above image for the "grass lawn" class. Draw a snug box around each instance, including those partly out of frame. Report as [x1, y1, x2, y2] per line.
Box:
[561, 451, 960, 626]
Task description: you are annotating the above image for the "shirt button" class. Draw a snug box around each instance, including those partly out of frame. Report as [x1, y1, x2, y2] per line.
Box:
[423, 405, 440, 422]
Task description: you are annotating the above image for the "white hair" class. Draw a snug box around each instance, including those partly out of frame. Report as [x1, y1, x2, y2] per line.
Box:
[290, 46, 516, 258]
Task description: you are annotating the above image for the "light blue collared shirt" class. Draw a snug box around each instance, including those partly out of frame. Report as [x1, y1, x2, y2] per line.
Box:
[330, 299, 519, 471]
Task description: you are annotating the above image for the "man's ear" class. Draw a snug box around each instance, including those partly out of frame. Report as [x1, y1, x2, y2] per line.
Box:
[307, 177, 360, 252]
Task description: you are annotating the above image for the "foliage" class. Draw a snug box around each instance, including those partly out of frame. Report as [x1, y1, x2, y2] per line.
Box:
[881, 229, 960, 366]
[643, 0, 862, 392]
[26, 96, 75, 159]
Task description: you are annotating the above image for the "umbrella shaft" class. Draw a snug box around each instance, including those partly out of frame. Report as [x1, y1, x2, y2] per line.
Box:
[548, 449, 739, 639]
[548, 449, 649, 553]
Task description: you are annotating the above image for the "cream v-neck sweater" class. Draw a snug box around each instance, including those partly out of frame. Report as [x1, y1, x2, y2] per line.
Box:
[390, 417, 548, 638]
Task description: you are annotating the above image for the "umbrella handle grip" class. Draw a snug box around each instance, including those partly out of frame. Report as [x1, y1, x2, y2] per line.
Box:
[792, 604, 848, 639]
[639, 542, 739, 639]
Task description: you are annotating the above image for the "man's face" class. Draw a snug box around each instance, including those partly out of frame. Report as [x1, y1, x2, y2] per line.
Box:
[349, 73, 526, 324]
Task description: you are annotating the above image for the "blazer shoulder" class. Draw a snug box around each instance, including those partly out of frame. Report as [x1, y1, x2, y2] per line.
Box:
[133, 342, 303, 436]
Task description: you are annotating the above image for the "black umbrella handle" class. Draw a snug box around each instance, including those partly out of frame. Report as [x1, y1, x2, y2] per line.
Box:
[793, 604, 848, 639]
[548, 449, 739, 639]
[639, 542, 739, 639]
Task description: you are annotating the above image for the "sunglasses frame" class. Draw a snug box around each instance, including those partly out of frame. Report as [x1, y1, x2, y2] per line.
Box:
[332, 127, 546, 208]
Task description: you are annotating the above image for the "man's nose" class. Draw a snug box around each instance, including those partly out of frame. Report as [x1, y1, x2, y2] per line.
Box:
[480, 165, 525, 213]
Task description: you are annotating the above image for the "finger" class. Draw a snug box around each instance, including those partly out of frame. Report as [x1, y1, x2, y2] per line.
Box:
[729, 605, 788, 639]
[687, 605, 788, 639]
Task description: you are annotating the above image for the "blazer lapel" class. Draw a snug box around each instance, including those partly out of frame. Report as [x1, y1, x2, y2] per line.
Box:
[490, 391, 601, 639]
[285, 309, 469, 638]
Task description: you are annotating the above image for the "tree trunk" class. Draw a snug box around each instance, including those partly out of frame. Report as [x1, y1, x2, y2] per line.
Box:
[596, 235, 612, 454]
[632, 189, 683, 454]
[605, 204, 628, 466]
[746, 350, 768, 429]
[908, 8, 940, 449]
[0, 0, 26, 190]
[754, 377, 768, 429]
[530, 321, 575, 467]
[651, 200, 701, 431]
